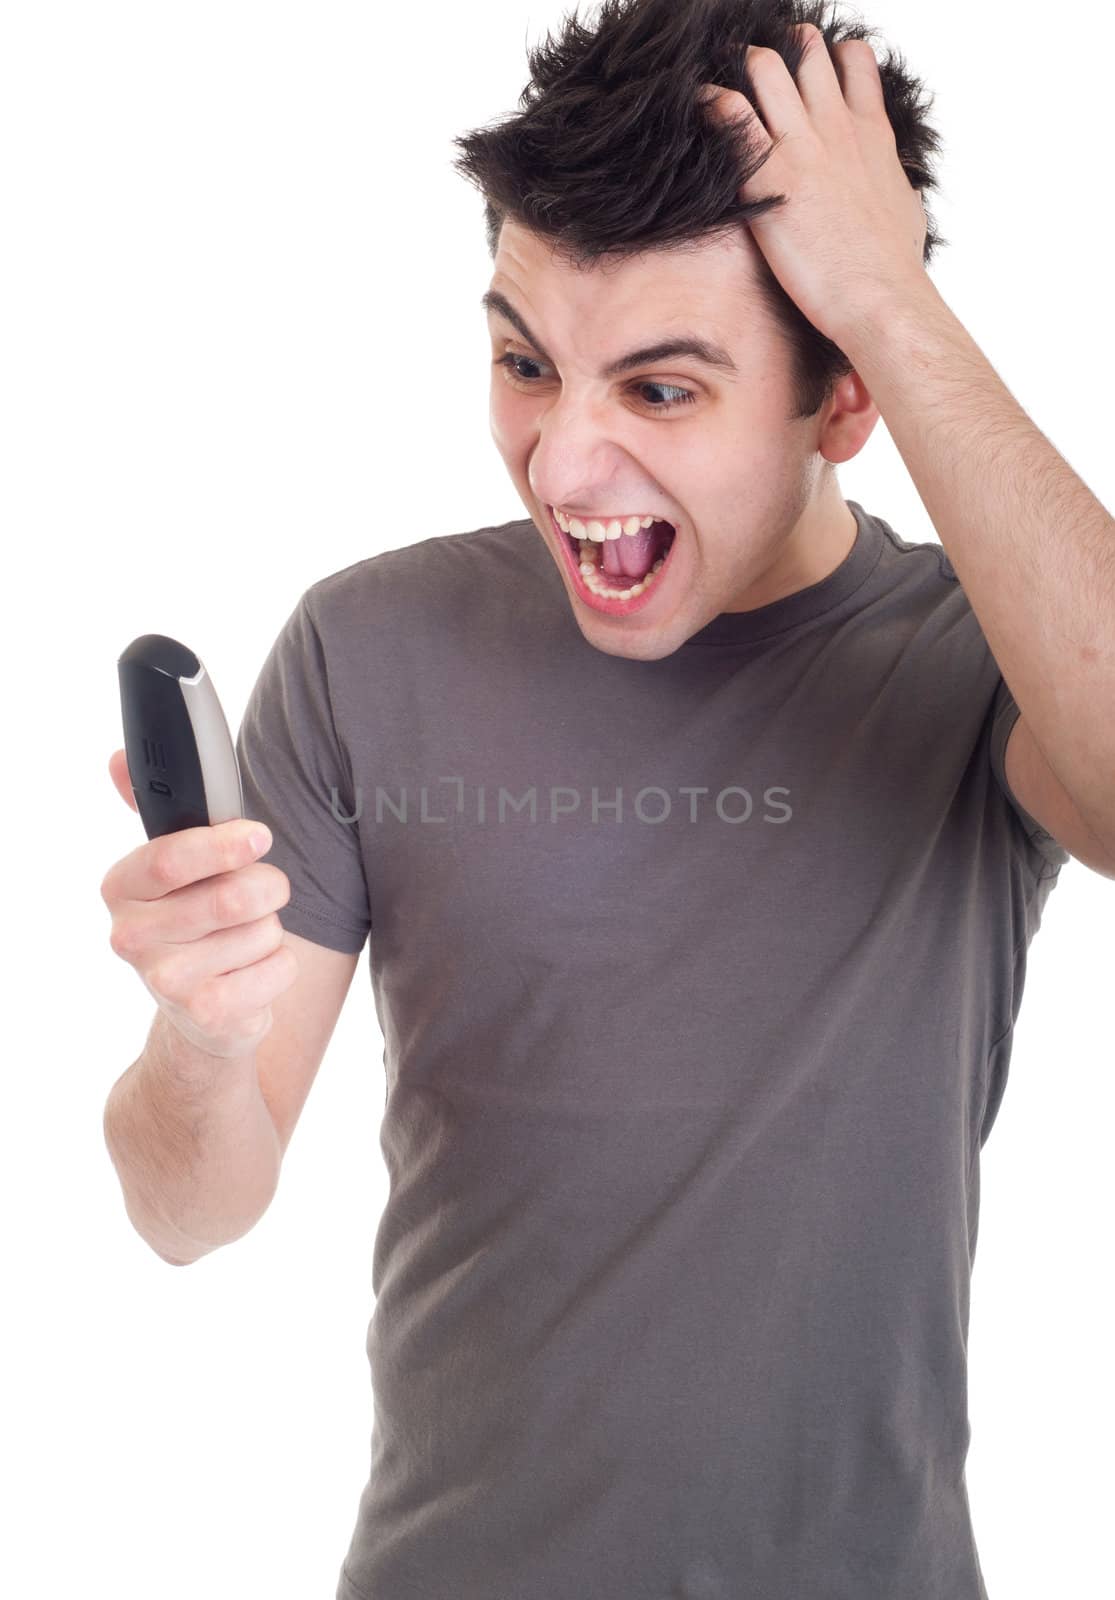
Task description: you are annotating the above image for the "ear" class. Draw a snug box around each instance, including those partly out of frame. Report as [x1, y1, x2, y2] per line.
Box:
[816, 367, 880, 466]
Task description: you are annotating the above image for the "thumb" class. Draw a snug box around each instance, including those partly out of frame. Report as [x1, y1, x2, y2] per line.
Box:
[109, 748, 140, 814]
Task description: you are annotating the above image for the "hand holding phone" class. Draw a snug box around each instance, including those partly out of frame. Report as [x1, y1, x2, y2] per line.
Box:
[103, 636, 295, 1060]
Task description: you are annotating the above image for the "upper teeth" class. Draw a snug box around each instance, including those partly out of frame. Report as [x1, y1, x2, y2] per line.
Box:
[552, 508, 662, 542]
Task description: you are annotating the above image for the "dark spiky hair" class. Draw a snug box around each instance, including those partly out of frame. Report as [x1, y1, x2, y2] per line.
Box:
[451, 0, 945, 419]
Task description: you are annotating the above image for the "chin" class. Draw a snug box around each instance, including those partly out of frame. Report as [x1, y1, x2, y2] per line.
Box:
[571, 604, 692, 663]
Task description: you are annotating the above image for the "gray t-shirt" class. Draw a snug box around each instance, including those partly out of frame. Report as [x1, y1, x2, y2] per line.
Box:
[236, 498, 1068, 1600]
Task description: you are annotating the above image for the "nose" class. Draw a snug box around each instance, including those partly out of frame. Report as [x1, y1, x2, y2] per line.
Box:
[528, 393, 634, 518]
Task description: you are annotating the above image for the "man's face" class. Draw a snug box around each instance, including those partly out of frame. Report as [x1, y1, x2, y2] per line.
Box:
[485, 217, 875, 660]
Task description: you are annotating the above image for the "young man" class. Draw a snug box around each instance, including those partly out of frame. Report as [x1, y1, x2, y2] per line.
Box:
[229, 4, 1115, 1596]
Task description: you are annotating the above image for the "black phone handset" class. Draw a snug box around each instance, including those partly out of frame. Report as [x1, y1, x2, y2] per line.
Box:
[118, 635, 244, 840]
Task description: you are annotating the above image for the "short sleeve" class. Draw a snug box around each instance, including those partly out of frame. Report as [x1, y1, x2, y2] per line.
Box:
[988, 673, 1070, 873]
[235, 591, 371, 955]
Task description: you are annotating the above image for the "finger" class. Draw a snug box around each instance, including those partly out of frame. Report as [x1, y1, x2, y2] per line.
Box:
[103, 818, 268, 907]
[744, 42, 816, 139]
[698, 83, 774, 158]
[831, 37, 888, 121]
[134, 861, 289, 950]
[141, 915, 286, 1011]
[109, 748, 139, 813]
[787, 22, 854, 136]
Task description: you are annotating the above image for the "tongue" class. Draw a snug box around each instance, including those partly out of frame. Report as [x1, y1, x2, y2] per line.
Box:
[600, 520, 671, 582]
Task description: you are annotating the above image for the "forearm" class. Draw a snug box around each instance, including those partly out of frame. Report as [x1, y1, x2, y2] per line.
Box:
[840, 277, 1115, 851]
[103, 1008, 281, 1266]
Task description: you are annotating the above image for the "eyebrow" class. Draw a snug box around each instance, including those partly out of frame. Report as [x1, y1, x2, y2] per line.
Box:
[481, 288, 739, 380]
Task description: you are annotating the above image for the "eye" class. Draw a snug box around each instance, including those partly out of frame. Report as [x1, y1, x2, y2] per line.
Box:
[493, 352, 697, 412]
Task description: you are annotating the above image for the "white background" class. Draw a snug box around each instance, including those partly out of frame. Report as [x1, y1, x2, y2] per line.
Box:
[2, 1, 1111, 1595]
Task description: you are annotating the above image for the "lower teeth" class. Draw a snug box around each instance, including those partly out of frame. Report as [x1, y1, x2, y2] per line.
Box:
[575, 538, 668, 601]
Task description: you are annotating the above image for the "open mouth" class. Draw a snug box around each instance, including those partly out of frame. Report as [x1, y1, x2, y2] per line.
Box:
[548, 507, 679, 613]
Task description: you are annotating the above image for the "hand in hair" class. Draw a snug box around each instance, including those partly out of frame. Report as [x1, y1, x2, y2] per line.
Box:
[699, 21, 930, 350]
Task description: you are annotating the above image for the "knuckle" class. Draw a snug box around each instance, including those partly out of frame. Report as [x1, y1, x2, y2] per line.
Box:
[222, 826, 252, 871]
[243, 1009, 273, 1040]
[109, 919, 138, 961]
[212, 875, 248, 925]
[146, 956, 182, 1002]
[185, 984, 220, 1035]
[149, 841, 179, 890]
[265, 866, 292, 910]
